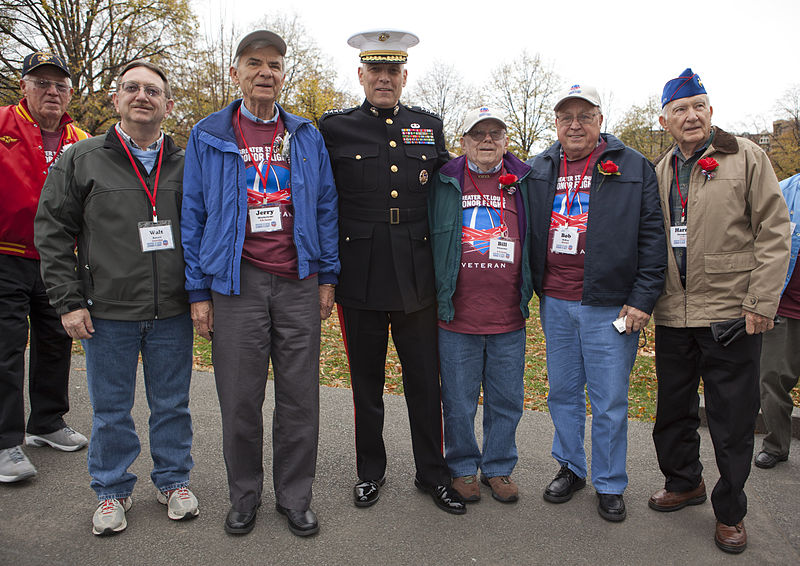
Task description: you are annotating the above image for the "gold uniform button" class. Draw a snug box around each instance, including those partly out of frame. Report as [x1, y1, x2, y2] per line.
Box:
[390, 165, 398, 173]
[421, 154, 427, 161]
[386, 118, 393, 124]
[390, 190, 399, 198]
[389, 140, 397, 147]
[355, 154, 362, 160]
[345, 236, 351, 242]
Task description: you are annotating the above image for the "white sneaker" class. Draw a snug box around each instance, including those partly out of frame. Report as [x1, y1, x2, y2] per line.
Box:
[157, 487, 199, 520]
[0, 446, 37, 483]
[92, 497, 132, 536]
[26, 426, 88, 452]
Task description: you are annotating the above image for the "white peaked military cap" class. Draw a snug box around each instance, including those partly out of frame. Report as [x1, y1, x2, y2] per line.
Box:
[553, 84, 602, 111]
[462, 106, 507, 134]
[347, 30, 420, 63]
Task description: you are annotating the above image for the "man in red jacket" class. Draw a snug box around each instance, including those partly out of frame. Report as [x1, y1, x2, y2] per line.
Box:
[0, 51, 89, 483]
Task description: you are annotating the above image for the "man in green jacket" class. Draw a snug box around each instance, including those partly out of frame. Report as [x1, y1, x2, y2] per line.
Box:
[35, 61, 198, 536]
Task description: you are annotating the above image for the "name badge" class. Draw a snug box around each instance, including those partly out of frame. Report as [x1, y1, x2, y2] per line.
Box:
[670, 225, 687, 248]
[489, 237, 515, 263]
[249, 206, 282, 232]
[138, 220, 175, 252]
[551, 226, 579, 254]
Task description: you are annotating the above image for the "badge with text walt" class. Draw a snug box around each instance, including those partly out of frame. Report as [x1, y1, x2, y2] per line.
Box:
[138, 220, 175, 252]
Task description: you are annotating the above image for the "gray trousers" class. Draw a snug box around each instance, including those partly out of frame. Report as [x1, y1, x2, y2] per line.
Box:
[759, 316, 800, 457]
[212, 261, 320, 512]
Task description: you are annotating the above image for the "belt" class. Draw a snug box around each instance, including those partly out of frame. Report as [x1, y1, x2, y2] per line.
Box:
[340, 206, 427, 225]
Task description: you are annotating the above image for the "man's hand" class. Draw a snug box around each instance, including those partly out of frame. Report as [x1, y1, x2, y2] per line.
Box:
[618, 304, 650, 335]
[191, 300, 214, 340]
[319, 285, 335, 320]
[61, 308, 94, 340]
[743, 310, 774, 335]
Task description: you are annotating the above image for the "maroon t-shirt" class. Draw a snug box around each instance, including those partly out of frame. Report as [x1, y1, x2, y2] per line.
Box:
[233, 112, 298, 279]
[441, 167, 524, 334]
[41, 128, 64, 168]
[778, 263, 800, 319]
[542, 141, 607, 301]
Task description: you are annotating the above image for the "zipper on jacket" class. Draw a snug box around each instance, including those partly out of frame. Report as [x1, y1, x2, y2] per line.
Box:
[147, 174, 160, 319]
[230, 159, 241, 294]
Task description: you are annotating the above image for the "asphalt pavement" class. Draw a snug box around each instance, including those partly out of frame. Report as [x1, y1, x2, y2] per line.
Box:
[1, 355, 798, 566]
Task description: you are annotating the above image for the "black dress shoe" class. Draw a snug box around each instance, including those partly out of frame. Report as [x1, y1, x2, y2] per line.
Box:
[276, 504, 319, 537]
[597, 492, 626, 522]
[543, 465, 586, 503]
[414, 479, 466, 515]
[754, 450, 788, 469]
[225, 504, 259, 535]
[354, 477, 385, 508]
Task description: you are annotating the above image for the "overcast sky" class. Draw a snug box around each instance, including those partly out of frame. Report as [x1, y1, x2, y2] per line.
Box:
[196, 0, 798, 133]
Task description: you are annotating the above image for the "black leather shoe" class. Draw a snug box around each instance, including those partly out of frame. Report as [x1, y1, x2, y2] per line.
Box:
[414, 479, 466, 515]
[543, 465, 586, 503]
[276, 504, 319, 537]
[754, 450, 788, 469]
[597, 492, 627, 522]
[224, 504, 258, 535]
[354, 477, 386, 508]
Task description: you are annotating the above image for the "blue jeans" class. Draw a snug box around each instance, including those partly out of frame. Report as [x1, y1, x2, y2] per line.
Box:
[83, 312, 194, 500]
[540, 296, 638, 494]
[439, 327, 525, 478]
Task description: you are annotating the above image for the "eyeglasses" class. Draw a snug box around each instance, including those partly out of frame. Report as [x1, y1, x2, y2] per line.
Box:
[25, 78, 70, 94]
[465, 129, 506, 142]
[118, 81, 164, 98]
[556, 113, 598, 126]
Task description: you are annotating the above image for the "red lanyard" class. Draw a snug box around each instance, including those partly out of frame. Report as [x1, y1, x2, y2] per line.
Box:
[560, 148, 595, 217]
[673, 155, 688, 222]
[465, 163, 505, 229]
[45, 127, 68, 170]
[115, 128, 164, 221]
[237, 107, 281, 195]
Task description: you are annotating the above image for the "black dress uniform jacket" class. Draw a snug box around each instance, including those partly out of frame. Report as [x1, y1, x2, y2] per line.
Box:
[319, 100, 450, 312]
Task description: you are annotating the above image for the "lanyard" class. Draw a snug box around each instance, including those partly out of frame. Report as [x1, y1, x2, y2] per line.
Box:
[673, 155, 688, 222]
[45, 127, 68, 170]
[237, 107, 282, 201]
[116, 129, 164, 221]
[560, 148, 595, 218]
[465, 163, 505, 230]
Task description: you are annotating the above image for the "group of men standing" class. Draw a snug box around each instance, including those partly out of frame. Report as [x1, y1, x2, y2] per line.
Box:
[0, 28, 795, 557]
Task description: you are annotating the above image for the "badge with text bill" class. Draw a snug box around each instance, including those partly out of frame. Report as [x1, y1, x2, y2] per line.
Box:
[489, 237, 515, 263]
[249, 205, 282, 233]
[138, 220, 175, 252]
[670, 225, 687, 248]
[551, 225, 579, 255]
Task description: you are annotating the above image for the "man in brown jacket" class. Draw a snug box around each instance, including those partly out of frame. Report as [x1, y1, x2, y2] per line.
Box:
[648, 68, 790, 555]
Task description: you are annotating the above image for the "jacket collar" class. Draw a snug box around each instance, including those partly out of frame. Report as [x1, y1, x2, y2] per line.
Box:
[655, 126, 738, 165]
[359, 98, 401, 118]
[16, 98, 74, 130]
[103, 126, 181, 158]
[196, 99, 310, 143]
[541, 132, 625, 164]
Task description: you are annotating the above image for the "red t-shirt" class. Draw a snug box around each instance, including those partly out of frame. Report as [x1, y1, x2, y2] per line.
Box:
[542, 141, 607, 301]
[441, 167, 524, 334]
[778, 263, 800, 319]
[233, 111, 298, 279]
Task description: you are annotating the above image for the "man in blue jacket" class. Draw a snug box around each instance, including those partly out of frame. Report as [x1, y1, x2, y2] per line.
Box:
[181, 30, 339, 537]
[755, 172, 800, 469]
[527, 84, 666, 522]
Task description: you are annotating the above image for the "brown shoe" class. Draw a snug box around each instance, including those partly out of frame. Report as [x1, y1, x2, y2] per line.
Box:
[452, 475, 480, 503]
[480, 474, 519, 503]
[715, 520, 747, 553]
[648, 478, 707, 512]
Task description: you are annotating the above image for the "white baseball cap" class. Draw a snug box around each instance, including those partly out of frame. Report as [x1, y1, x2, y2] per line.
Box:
[462, 106, 507, 134]
[554, 84, 601, 111]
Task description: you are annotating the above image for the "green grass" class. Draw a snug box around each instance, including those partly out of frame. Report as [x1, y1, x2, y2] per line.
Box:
[72, 297, 799, 423]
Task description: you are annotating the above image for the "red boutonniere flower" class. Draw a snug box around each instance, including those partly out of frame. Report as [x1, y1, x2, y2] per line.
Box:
[498, 173, 519, 194]
[698, 157, 719, 180]
[597, 160, 620, 175]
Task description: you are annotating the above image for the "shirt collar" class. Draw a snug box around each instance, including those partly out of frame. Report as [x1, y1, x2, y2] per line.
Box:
[467, 160, 502, 174]
[672, 129, 715, 162]
[240, 101, 279, 124]
[115, 123, 162, 151]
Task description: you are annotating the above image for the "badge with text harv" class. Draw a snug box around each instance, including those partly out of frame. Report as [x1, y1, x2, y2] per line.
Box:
[138, 220, 175, 252]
